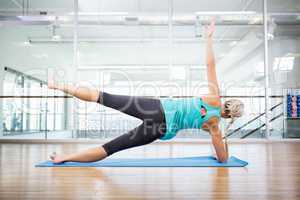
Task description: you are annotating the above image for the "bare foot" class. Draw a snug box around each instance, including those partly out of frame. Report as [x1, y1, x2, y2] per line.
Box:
[49, 152, 66, 164]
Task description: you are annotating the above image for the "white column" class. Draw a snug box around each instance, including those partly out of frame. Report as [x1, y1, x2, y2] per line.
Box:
[0, 67, 4, 137]
[263, 0, 271, 138]
[168, 0, 173, 82]
[73, 0, 79, 69]
[71, 0, 79, 137]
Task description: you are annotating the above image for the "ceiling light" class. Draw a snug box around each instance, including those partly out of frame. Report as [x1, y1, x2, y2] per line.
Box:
[59, 16, 72, 22]
[17, 16, 55, 21]
[23, 41, 31, 46]
[275, 57, 295, 71]
[190, 65, 206, 69]
[69, 12, 128, 16]
[194, 11, 257, 15]
[285, 53, 300, 57]
[175, 15, 194, 21]
[52, 35, 61, 41]
[229, 41, 238, 47]
[77, 65, 169, 70]
[249, 16, 262, 24]
[267, 33, 274, 40]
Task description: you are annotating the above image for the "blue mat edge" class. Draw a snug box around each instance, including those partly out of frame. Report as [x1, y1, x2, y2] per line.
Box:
[35, 156, 248, 168]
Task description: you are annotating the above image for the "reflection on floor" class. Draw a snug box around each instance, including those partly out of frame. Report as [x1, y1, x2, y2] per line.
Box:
[0, 141, 300, 199]
[1, 129, 284, 139]
[2, 131, 73, 139]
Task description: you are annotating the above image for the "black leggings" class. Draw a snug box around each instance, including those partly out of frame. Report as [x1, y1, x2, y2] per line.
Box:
[98, 92, 167, 156]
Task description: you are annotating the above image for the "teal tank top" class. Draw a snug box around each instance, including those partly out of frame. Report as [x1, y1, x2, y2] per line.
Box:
[159, 97, 221, 140]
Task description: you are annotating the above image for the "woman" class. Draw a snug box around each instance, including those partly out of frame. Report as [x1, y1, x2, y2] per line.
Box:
[49, 19, 244, 163]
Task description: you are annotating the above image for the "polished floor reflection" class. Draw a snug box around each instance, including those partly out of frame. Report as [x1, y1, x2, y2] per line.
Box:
[0, 142, 300, 199]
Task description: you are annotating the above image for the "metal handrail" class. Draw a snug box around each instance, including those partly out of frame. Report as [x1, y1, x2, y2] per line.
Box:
[2, 94, 284, 138]
[4, 66, 47, 85]
[0, 95, 73, 98]
[0, 95, 284, 98]
[223, 102, 283, 139]
[241, 113, 284, 139]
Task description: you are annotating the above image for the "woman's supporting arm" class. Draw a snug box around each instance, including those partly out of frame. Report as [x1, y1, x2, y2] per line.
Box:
[205, 19, 220, 96]
[209, 124, 228, 163]
[48, 80, 100, 102]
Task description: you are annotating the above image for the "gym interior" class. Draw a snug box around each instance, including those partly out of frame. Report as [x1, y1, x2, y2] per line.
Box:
[0, 0, 300, 199]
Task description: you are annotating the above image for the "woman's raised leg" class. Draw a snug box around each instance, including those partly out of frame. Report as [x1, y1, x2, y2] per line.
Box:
[98, 92, 164, 122]
[48, 80, 100, 103]
[48, 81, 163, 122]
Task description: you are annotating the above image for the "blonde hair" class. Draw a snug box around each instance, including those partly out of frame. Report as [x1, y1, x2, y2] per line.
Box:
[224, 99, 244, 118]
[223, 99, 244, 149]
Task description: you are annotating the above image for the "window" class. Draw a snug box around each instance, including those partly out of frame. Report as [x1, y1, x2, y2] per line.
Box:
[273, 57, 295, 71]
[2, 68, 67, 134]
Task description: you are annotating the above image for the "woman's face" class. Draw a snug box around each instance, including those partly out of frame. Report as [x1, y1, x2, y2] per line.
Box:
[221, 104, 231, 119]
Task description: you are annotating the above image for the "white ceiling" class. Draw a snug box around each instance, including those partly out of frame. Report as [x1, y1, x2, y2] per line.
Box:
[0, 0, 299, 87]
[0, 0, 298, 13]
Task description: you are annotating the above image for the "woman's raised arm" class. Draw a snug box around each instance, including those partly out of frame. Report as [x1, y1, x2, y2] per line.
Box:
[205, 19, 220, 96]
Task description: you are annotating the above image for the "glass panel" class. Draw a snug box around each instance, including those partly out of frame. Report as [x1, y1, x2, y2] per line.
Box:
[76, 1, 169, 138]
[268, 0, 300, 138]
[1, 0, 294, 140]
[70, 0, 269, 139]
[0, 0, 73, 138]
[172, 0, 265, 139]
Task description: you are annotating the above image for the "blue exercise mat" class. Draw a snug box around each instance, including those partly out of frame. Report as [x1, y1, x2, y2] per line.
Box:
[35, 156, 248, 167]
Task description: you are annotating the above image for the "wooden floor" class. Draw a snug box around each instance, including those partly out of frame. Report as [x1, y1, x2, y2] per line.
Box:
[1, 141, 300, 200]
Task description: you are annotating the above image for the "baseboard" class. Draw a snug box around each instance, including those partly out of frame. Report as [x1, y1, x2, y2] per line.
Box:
[1, 138, 300, 144]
